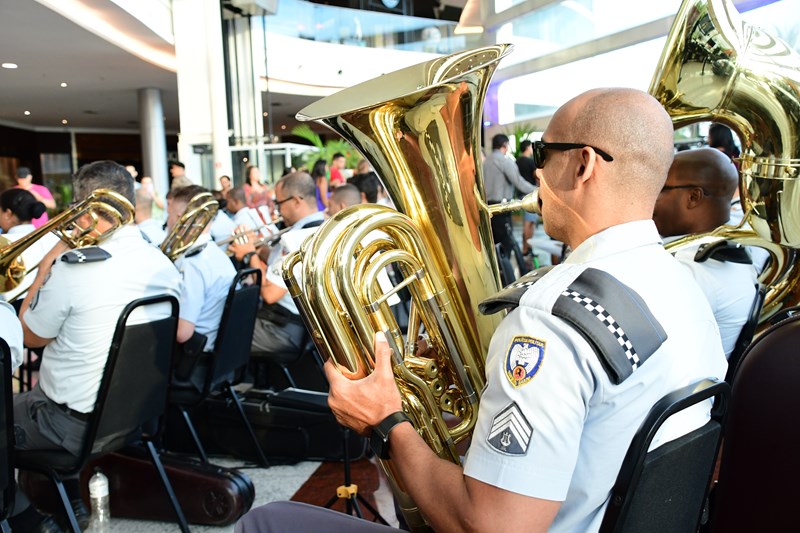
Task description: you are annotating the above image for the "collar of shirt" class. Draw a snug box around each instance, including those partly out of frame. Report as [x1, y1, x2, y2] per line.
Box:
[565, 220, 663, 265]
[291, 211, 325, 230]
[7, 223, 34, 235]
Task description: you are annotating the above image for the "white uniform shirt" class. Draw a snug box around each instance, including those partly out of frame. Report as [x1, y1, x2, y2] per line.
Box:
[233, 207, 266, 232]
[0, 301, 23, 370]
[671, 236, 758, 359]
[267, 212, 325, 314]
[137, 218, 167, 246]
[2, 224, 60, 302]
[23, 225, 181, 413]
[463, 220, 727, 532]
[174, 233, 236, 350]
[210, 210, 236, 250]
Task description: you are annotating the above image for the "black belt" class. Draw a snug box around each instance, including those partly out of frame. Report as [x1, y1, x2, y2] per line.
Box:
[54, 402, 92, 422]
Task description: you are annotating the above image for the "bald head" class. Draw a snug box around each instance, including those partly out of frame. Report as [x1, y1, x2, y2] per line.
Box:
[653, 147, 740, 236]
[564, 88, 675, 200]
[538, 88, 675, 247]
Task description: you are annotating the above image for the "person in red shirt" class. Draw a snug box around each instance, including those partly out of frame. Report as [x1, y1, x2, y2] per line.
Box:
[329, 153, 346, 188]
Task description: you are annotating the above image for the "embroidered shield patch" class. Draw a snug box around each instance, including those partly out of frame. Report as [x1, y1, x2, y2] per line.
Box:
[487, 402, 533, 455]
[504, 335, 545, 388]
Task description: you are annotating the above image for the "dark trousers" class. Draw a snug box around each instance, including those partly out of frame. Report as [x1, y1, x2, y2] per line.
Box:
[236, 501, 397, 533]
[491, 211, 516, 256]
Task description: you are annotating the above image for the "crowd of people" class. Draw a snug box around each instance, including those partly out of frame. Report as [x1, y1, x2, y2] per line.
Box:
[0, 89, 763, 532]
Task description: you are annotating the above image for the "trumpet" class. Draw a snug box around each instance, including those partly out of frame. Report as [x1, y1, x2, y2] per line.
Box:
[1, 189, 134, 301]
[225, 224, 293, 257]
[215, 223, 276, 247]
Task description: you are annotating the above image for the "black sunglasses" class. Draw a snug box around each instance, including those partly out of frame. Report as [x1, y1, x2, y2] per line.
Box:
[661, 184, 709, 194]
[532, 141, 614, 169]
[275, 195, 303, 207]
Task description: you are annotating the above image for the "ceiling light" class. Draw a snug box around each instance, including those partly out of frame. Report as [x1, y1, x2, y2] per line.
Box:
[243, 157, 249, 162]
[61, 119, 68, 125]
[1, 63, 18, 69]
[60, 82, 68, 88]
[24, 111, 31, 116]
[281, 125, 286, 130]
[263, 112, 269, 117]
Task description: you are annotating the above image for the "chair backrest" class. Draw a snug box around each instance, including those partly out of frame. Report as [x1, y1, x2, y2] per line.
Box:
[600, 379, 729, 533]
[205, 268, 261, 390]
[80, 294, 179, 468]
[495, 243, 516, 286]
[724, 282, 766, 383]
[710, 314, 800, 533]
[0, 338, 15, 521]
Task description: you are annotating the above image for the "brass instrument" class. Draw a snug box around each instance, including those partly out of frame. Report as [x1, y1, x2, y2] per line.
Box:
[219, 223, 293, 257]
[161, 192, 219, 262]
[650, 0, 800, 325]
[1, 189, 134, 300]
[283, 44, 539, 531]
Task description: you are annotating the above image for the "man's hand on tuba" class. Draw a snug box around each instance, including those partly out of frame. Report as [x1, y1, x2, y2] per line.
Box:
[324, 332, 403, 436]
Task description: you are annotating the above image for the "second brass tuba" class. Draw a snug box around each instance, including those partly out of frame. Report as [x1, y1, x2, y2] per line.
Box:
[283, 44, 540, 530]
[649, 0, 800, 325]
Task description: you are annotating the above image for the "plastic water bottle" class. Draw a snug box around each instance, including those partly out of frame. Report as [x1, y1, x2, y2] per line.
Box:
[87, 468, 111, 532]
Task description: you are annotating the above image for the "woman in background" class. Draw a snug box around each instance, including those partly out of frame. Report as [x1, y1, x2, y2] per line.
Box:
[0, 189, 59, 302]
[243, 165, 271, 210]
[311, 159, 329, 211]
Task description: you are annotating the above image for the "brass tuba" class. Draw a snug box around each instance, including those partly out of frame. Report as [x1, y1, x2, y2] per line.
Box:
[161, 191, 219, 262]
[1, 189, 134, 301]
[283, 44, 538, 530]
[649, 0, 800, 325]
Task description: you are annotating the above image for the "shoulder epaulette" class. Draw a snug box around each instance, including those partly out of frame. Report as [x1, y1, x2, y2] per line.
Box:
[60, 247, 111, 264]
[479, 266, 555, 315]
[185, 243, 208, 258]
[693, 240, 752, 265]
[552, 268, 667, 384]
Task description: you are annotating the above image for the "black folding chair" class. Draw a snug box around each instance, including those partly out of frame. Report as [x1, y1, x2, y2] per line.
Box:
[710, 314, 800, 532]
[0, 339, 15, 533]
[14, 295, 190, 533]
[724, 282, 765, 384]
[169, 268, 268, 466]
[600, 378, 729, 533]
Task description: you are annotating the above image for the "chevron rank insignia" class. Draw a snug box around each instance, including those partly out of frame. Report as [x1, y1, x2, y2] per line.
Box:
[505, 335, 545, 388]
[487, 402, 532, 456]
[60, 247, 111, 264]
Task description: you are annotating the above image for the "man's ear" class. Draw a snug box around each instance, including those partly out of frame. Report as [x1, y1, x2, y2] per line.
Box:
[687, 187, 704, 208]
[574, 147, 597, 186]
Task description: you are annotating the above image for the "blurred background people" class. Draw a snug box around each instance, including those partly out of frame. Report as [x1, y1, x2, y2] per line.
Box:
[14, 167, 55, 229]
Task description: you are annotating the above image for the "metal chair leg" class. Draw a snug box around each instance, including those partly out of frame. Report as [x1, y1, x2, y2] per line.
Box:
[178, 406, 208, 464]
[145, 440, 191, 533]
[225, 383, 269, 467]
[53, 477, 81, 533]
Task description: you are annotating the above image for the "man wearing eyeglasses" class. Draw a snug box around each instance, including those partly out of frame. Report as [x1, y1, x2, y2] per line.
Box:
[229, 172, 324, 387]
[653, 147, 758, 360]
[484, 134, 537, 257]
[238, 89, 727, 533]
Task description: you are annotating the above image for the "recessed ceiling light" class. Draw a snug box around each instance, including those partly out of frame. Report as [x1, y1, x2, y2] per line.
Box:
[1, 63, 18, 69]
[263, 112, 268, 117]
[281, 125, 286, 130]
[23, 110, 30, 116]
[243, 157, 249, 162]
[61, 119, 68, 125]
[60, 82, 68, 88]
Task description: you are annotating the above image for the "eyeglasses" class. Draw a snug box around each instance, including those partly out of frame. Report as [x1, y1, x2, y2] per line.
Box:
[274, 195, 302, 207]
[532, 141, 614, 169]
[660, 184, 708, 194]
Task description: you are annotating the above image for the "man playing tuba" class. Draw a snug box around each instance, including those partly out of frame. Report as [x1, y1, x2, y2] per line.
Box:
[238, 88, 727, 532]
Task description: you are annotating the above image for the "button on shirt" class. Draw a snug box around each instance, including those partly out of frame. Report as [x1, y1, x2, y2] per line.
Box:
[23, 225, 181, 413]
[463, 220, 727, 532]
[174, 233, 237, 350]
[483, 149, 536, 202]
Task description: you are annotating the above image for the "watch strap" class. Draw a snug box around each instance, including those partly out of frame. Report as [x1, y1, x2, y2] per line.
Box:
[371, 411, 411, 460]
[242, 251, 257, 264]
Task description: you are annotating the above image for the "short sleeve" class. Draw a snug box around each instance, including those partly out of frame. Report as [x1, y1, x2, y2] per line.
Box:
[463, 304, 595, 501]
[37, 184, 54, 200]
[0, 302, 24, 370]
[178, 259, 205, 324]
[23, 260, 72, 340]
[266, 254, 288, 290]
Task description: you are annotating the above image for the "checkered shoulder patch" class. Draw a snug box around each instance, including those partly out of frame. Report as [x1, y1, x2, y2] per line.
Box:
[553, 268, 667, 385]
[60, 246, 111, 264]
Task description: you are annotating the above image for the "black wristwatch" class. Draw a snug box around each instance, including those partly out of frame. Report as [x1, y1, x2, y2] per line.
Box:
[370, 411, 411, 460]
[242, 251, 257, 265]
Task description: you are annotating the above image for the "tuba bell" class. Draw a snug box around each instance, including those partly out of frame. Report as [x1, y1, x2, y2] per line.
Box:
[1, 189, 134, 301]
[161, 191, 219, 262]
[283, 44, 541, 531]
[649, 0, 800, 326]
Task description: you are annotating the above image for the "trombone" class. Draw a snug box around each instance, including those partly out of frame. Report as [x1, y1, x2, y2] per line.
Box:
[1, 189, 134, 301]
[161, 192, 219, 262]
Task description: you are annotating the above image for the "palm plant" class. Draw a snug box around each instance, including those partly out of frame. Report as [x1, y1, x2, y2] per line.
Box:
[291, 125, 361, 169]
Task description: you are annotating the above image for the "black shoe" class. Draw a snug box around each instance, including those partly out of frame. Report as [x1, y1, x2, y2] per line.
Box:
[32, 515, 65, 533]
